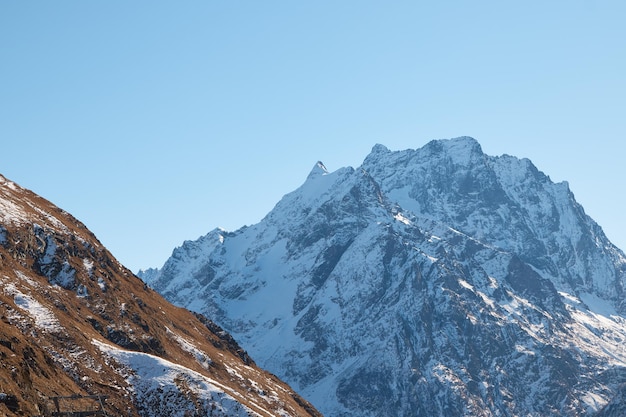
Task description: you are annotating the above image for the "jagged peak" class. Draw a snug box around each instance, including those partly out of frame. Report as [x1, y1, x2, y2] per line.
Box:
[451, 135, 480, 145]
[371, 143, 390, 154]
[425, 136, 483, 156]
[413, 136, 484, 170]
[307, 161, 329, 180]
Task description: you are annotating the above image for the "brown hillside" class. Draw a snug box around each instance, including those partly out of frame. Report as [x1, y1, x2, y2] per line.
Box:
[0, 174, 322, 417]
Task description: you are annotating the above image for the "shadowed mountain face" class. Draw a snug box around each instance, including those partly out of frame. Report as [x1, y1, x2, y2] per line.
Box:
[0, 174, 321, 417]
[144, 137, 626, 416]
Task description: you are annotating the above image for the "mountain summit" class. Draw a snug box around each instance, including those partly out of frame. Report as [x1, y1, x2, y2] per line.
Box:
[307, 161, 329, 179]
[143, 137, 626, 416]
[0, 174, 321, 416]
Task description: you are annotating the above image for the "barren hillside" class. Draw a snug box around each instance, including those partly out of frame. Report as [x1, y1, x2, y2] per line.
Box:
[0, 173, 321, 417]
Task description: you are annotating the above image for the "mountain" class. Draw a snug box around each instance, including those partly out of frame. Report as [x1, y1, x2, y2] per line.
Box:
[142, 137, 626, 416]
[0, 174, 321, 417]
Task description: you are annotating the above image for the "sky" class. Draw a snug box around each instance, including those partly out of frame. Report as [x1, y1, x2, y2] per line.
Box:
[1, 1, 625, 272]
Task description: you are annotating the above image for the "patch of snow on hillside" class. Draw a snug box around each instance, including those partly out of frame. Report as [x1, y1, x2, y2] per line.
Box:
[422, 252, 438, 263]
[393, 212, 411, 225]
[166, 327, 212, 370]
[582, 392, 607, 415]
[0, 196, 28, 225]
[6, 284, 62, 333]
[93, 340, 266, 417]
[14, 270, 40, 288]
[572, 311, 626, 366]
[458, 279, 473, 291]
[31, 206, 71, 234]
[83, 259, 94, 275]
[580, 292, 618, 317]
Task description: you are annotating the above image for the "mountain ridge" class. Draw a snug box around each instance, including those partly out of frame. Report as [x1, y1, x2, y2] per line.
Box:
[143, 137, 626, 416]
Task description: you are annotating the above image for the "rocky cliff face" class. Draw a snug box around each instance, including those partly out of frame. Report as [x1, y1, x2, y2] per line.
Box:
[143, 137, 626, 416]
[0, 174, 321, 417]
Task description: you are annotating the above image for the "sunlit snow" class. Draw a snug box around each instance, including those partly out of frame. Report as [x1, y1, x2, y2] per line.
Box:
[5, 283, 62, 333]
[93, 340, 266, 417]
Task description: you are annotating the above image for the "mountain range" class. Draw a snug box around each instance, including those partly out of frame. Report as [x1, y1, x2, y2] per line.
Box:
[0, 173, 321, 416]
[141, 137, 626, 416]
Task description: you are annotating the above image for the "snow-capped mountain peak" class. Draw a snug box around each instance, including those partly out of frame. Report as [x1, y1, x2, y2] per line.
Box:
[144, 138, 626, 416]
[307, 161, 330, 179]
[370, 143, 390, 154]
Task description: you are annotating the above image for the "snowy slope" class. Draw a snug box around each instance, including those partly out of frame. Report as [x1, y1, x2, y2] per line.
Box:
[143, 138, 626, 416]
[361, 139, 626, 303]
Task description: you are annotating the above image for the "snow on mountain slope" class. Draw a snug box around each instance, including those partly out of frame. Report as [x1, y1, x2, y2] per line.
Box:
[143, 137, 626, 416]
[0, 173, 321, 417]
[93, 339, 282, 417]
[362, 138, 626, 304]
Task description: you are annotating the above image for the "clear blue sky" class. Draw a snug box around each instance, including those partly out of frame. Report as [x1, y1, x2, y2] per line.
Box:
[1, 2, 625, 272]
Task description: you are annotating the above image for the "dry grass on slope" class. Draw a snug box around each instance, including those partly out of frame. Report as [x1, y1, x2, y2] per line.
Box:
[0, 174, 321, 417]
